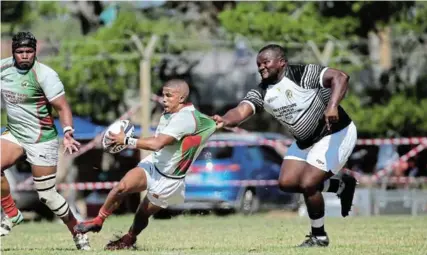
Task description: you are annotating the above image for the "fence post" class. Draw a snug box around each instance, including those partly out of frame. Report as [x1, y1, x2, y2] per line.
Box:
[129, 34, 159, 159]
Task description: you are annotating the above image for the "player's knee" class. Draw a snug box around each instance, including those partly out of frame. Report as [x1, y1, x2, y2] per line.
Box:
[34, 174, 69, 218]
[300, 178, 318, 196]
[278, 176, 299, 192]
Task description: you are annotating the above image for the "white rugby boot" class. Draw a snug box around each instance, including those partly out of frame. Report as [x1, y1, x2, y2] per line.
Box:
[0, 210, 24, 237]
[73, 232, 91, 250]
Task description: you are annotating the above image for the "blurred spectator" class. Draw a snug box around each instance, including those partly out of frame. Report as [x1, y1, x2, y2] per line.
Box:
[375, 144, 399, 172]
[406, 158, 419, 177]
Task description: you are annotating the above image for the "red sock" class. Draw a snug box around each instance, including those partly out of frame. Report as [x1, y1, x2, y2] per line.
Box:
[97, 207, 112, 222]
[65, 214, 78, 236]
[1, 194, 18, 218]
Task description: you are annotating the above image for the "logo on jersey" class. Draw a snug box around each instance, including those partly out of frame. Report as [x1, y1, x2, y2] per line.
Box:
[316, 159, 325, 165]
[285, 90, 293, 99]
[2, 90, 28, 104]
[21, 81, 30, 87]
[267, 96, 278, 104]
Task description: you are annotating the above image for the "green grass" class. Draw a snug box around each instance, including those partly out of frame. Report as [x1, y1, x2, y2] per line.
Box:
[1, 213, 426, 255]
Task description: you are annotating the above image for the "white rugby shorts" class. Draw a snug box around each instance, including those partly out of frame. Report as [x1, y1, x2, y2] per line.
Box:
[1, 131, 59, 167]
[137, 158, 185, 209]
[284, 122, 357, 174]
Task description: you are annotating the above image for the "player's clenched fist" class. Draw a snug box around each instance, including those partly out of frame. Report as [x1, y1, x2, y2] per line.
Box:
[211, 115, 224, 129]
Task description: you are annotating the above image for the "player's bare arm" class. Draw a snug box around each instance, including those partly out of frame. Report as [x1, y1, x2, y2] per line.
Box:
[51, 95, 74, 127]
[50, 95, 80, 153]
[321, 68, 350, 130]
[107, 128, 175, 151]
[212, 102, 254, 129]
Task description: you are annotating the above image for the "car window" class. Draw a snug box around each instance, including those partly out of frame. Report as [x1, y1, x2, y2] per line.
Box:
[260, 146, 283, 165]
[245, 146, 261, 161]
[197, 146, 234, 160]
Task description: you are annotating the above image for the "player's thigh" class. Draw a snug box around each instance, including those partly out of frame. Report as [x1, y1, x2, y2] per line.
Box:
[307, 122, 357, 174]
[278, 158, 308, 188]
[1, 133, 24, 171]
[31, 165, 57, 177]
[300, 164, 333, 192]
[280, 142, 309, 187]
[26, 139, 60, 177]
[118, 166, 149, 193]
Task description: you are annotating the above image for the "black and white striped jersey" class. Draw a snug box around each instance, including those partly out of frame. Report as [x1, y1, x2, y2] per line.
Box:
[241, 64, 352, 149]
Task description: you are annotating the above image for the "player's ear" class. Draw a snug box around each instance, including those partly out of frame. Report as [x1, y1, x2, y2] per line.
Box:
[179, 96, 185, 104]
[280, 58, 286, 67]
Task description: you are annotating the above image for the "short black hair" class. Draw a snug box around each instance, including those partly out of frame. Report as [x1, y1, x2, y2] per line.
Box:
[12, 31, 37, 52]
[258, 44, 287, 61]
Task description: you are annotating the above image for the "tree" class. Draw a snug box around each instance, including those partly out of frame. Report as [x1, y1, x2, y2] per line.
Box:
[44, 9, 198, 124]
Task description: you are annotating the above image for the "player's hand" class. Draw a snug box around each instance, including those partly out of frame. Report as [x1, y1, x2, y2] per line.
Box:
[211, 115, 225, 130]
[106, 126, 125, 145]
[324, 106, 339, 131]
[63, 130, 81, 154]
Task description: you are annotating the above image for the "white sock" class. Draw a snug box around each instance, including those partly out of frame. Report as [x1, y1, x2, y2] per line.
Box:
[316, 236, 328, 240]
[311, 217, 324, 228]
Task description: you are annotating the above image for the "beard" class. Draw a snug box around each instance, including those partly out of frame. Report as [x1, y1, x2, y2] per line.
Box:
[261, 73, 279, 84]
[15, 60, 34, 70]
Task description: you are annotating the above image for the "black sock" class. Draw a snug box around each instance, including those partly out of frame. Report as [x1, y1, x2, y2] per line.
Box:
[327, 179, 340, 193]
[312, 225, 326, 237]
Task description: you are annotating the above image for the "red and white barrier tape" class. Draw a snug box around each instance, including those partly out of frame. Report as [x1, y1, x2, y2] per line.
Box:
[356, 137, 427, 145]
[14, 176, 427, 191]
[16, 181, 119, 191]
[372, 142, 427, 178]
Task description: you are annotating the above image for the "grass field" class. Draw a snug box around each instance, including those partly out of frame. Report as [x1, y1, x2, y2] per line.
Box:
[1, 213, 426, 255]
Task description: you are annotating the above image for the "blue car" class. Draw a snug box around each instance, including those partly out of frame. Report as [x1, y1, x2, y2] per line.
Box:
[166, 132, 299, 215]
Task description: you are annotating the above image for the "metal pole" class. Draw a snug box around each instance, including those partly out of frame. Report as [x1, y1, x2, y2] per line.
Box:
[140, 35, 158, 159]
[129, 34, 158, 159]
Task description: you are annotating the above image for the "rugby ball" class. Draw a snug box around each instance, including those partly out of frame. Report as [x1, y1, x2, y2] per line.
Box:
[102, 120, 135, 154]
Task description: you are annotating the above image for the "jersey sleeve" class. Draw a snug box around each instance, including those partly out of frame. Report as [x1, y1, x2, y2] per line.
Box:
[240, 87, 265, 114]
[39, 66, 65, 102]
[160, 111, 197, 140]
[300, 64, 329, 89]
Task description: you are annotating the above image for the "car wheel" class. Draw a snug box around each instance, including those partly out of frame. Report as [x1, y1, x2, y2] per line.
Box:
[239, 189, 259, 215]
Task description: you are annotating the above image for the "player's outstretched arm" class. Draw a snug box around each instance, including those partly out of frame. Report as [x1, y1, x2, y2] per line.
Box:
[212, 102, 254, 129]
[106, 129, 176, 152]
[130, 134, 175, 151]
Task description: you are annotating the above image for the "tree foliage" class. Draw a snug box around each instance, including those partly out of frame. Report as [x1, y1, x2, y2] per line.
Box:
[45, 10, 196, 123]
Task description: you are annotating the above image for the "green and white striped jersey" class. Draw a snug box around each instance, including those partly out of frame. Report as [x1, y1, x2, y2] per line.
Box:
[153, 104, 216, 178]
